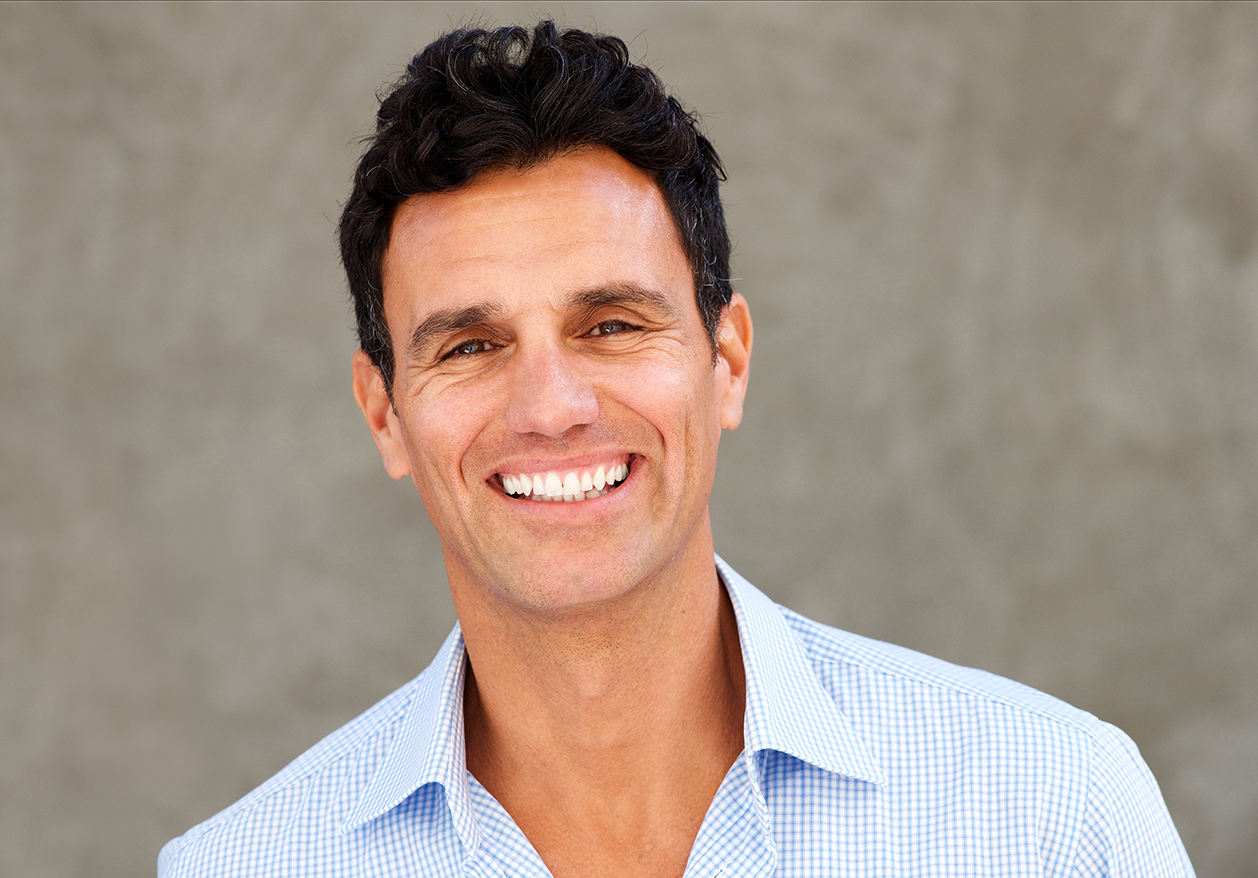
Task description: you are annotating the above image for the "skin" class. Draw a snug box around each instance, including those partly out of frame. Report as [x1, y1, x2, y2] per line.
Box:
[353, 147, 753, 878]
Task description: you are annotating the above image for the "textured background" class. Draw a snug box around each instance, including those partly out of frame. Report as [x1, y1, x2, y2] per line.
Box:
[3, 2, 1256, 875]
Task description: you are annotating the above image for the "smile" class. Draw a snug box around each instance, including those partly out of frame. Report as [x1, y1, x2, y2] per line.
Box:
[499, 461, 630, 502]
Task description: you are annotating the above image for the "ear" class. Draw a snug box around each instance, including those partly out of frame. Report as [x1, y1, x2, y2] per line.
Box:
[714, 293, 753, 430]
[352, 349, 412, 480]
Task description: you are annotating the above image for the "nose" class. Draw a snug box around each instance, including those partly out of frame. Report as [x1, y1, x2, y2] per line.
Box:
[504, 344, 599, 436]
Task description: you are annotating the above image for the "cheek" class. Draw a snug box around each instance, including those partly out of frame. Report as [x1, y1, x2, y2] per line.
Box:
[404, 389, 499, 487]
[609, 359, 720, 450]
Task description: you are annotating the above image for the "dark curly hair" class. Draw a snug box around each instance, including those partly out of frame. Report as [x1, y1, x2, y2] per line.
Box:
[338, 20, 732, 395]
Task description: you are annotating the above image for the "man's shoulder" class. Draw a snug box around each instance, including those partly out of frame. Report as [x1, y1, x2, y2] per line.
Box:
[157, 662, 432, 877]
[761, 599, 1194, 875]
[722, 557, 1124, 770]
[774, 602, 1129, 762]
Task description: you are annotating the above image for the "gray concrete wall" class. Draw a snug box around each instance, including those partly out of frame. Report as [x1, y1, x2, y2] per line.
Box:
[2, 2, 1255, 875]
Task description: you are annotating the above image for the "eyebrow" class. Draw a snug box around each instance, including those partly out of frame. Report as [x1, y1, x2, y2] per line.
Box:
[405, 301, 505, 361]
[565, 283, 679, 317]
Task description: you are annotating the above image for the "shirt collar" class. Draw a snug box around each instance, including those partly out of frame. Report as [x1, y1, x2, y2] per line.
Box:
[342, 557, 885, 836]
[717, 555, 887, 787]
[340, 624, 480, 849]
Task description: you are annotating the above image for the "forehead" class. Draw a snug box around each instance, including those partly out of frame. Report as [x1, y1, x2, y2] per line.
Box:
[381, 148, 688, 310]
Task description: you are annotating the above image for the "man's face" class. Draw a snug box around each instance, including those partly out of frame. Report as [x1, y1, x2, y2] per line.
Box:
[353, 148, 751, 614]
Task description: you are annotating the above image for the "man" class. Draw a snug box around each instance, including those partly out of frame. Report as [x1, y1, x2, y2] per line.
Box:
[160, 22, 1194, 877]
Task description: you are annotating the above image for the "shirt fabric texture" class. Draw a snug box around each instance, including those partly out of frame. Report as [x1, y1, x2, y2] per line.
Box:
[160, 557, 1194, 877]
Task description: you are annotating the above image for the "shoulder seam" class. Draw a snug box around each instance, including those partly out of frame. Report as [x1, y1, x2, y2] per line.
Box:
[778, 604, 1105, 740]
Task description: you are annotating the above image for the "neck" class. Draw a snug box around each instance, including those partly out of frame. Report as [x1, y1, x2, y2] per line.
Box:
[453, 543, 745, 878]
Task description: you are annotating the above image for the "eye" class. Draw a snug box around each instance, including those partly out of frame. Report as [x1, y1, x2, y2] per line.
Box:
[442, 338, 495, 359]
[586, 319, 637, 337]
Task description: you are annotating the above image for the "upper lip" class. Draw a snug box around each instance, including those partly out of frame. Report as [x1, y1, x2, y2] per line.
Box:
[487, 452, 633, 479]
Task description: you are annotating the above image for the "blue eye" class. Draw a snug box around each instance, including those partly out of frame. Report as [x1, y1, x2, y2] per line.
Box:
[444, 338, 492, 359]
[589, 320, 632, 336]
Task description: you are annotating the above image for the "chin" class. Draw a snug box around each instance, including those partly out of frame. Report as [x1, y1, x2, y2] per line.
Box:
[487, 557, 652, 616]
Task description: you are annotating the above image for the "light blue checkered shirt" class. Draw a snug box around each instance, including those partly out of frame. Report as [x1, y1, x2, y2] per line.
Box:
[160, 557, 1194, 876]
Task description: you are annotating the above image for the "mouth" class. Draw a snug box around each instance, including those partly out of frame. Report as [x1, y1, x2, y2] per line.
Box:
[497, 460, 631, 503]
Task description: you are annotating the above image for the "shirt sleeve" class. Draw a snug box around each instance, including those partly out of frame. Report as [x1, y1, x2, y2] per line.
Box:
[1069, 721, 1195, 878]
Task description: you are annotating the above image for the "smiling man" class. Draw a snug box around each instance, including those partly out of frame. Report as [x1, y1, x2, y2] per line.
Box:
[159, 22, 1193, 878]
[357, 143, 750, 878]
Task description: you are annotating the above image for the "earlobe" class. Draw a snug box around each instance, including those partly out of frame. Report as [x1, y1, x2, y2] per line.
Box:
[351, 349, 412, 480]
[715, 293, 753, 431]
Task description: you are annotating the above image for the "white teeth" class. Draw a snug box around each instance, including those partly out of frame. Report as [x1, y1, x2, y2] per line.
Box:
[500, 460, 631, 502]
